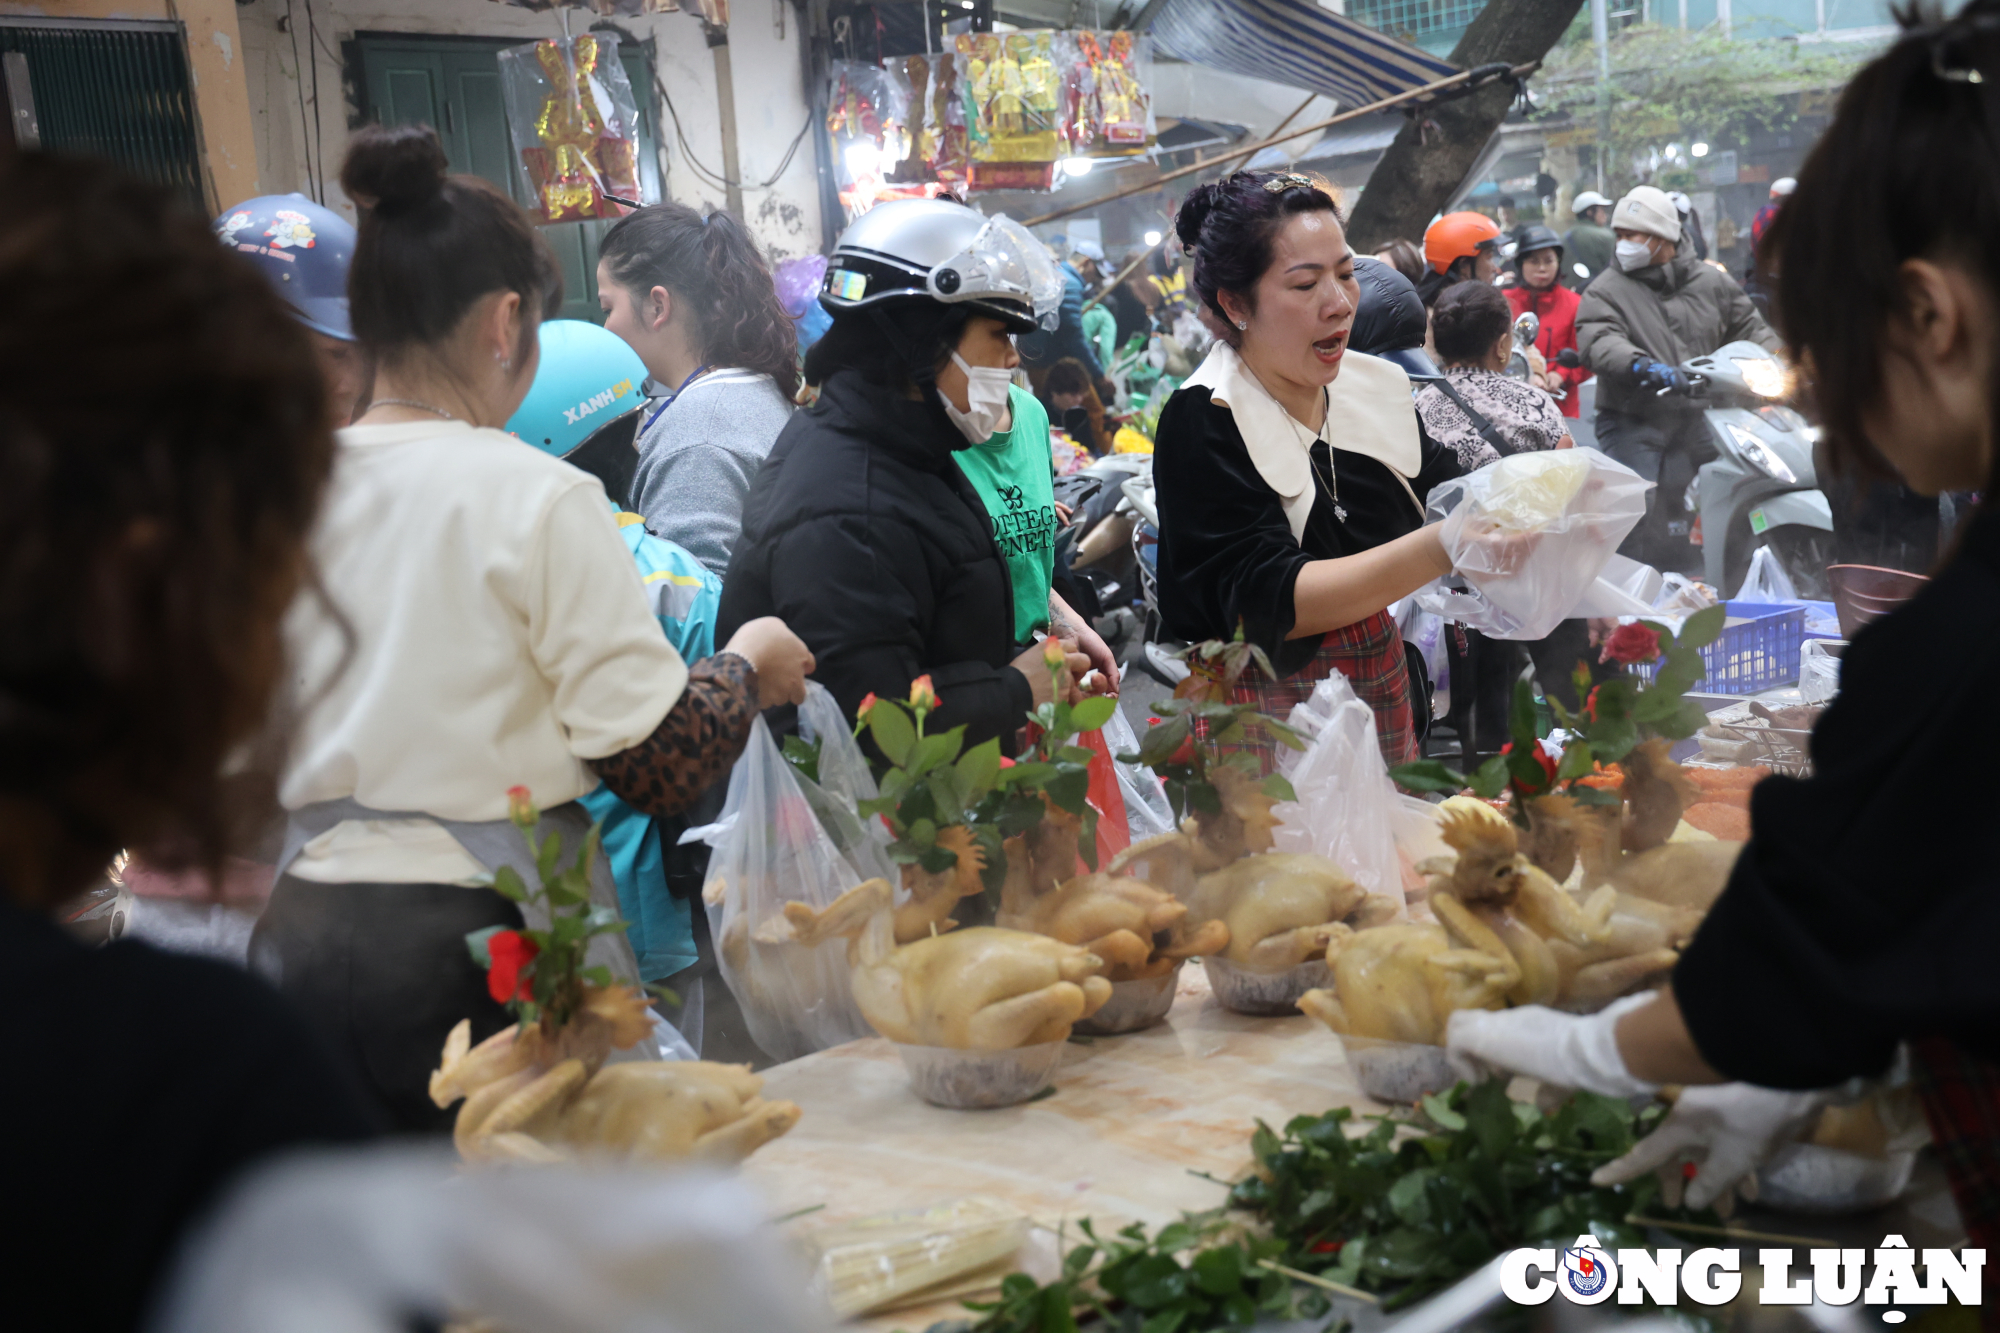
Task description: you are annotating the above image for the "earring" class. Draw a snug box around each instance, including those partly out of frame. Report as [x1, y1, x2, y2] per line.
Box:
[1235, 319, 1247, 331]
[496, 351, 511, 370]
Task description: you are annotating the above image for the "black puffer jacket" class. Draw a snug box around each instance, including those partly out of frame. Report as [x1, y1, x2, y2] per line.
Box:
[719, 370, 1034, 751]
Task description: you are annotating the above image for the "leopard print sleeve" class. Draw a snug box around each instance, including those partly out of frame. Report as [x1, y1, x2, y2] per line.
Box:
[587, 651, 759, 818]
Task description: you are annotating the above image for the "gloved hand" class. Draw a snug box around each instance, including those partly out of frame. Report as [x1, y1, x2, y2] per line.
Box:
[1445, 992, 1661, 1099]
[1631, 356, 1688, 394]
[1592, 1083, 1832, 1212]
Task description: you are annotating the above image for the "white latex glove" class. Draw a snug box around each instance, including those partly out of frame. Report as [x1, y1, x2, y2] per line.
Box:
[1445, 992, 1660, 1099]
[1592, 1083, 1832, 1212]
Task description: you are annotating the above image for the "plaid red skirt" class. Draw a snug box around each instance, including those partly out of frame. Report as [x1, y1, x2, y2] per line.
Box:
[1909, 1035, 2000, 1324]
[1203, 610, 1418, 777]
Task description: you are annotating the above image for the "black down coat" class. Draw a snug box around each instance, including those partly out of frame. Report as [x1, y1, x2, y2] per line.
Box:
[718, 369, 1034, 753]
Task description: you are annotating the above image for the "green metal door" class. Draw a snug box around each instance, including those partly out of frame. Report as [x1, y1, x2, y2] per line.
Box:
[355, 33, 659, 323]
[0, 17, 204, 209]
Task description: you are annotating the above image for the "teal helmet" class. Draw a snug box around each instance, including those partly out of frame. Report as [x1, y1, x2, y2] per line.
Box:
[505, 319, 649, 458]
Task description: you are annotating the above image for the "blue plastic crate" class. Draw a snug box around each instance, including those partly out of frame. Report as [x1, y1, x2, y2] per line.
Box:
[1630, 601, 1806, 694]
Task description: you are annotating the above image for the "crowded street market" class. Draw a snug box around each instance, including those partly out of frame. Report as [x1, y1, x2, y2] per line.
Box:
[3, 0, 1996, 1327]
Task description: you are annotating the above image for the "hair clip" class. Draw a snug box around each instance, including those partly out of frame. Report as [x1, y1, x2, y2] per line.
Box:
[1928, 11, 2000, 82]
[1262, 172, 1318, 194]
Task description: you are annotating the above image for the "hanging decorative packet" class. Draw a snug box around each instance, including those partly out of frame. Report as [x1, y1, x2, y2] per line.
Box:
[957, 31, 1060, 164]
[498, 33, 651, 224]
[1062, 30, 1155, 158]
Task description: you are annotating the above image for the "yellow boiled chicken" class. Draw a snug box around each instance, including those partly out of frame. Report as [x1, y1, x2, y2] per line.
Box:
[429, 986, 801, 1165]
[1591, 837, 1743, 911]
[1619, 738, 1700, 854]
[1185, 852, 1400, 973]
[996, 836, 1229, 981]
[786, 878, 1113, 1048]
[1108, 831, 1200, 902]
[1189, 765, 1283, 870]
[1300, 921, 1514, 1045]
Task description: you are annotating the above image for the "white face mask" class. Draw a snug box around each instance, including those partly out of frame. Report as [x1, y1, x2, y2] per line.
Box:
[1615, 237, 1657, 272]
[940, 350, 1015, 443]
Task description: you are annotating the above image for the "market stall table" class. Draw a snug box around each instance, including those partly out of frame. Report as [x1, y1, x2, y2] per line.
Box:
[742, 966, 1372, 1327]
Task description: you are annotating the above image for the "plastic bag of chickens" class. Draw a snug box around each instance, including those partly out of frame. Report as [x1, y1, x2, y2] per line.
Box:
[1416, 450, 1651, 640]
[1270, 672, 1405, 910]
[687, 706, 876, 1062]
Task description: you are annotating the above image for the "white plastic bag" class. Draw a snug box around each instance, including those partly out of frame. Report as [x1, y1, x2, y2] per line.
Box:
[795, 683, 897, 886]
[1270, 673, 1405, 909]
[1801, 638, 1844, 705]
[1103, 705, 1176, 841]
[1416, 450, 1651, 640]
[1568, 552, 1664, 618]
[686, 712, 874, 1062]
[1738, 544, 1800, 603]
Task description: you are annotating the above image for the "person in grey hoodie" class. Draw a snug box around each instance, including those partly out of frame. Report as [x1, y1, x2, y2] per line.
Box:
[598, 204, 799, 574]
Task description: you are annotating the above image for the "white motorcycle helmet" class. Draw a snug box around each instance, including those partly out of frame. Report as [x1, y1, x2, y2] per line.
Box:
[820, 199, 1063, 337]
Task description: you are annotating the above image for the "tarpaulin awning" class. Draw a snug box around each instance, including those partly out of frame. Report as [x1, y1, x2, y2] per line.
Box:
[1151, 0, 1460, 109]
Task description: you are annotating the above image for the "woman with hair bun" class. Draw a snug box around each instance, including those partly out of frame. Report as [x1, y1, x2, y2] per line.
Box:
[1153, 170, 1466, 768]
[598, 203, 799, 575]
[259, 125, 813, 1130]
[1450, 0, 2000, 1247]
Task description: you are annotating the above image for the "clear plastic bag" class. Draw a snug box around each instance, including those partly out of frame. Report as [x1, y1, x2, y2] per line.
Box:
[1416, 450, 1651, 640]
[1103, 705, 1175, 841]
[795, 682, 897, 887]
[1801, 638, 1844, 705]
[1271, 672, 1405, 909]
[687, 713, 875, 1062]
[497, 33, 653, 225]
[801, 1196, 1030, 1319]
[1739, 543, 1801, 603]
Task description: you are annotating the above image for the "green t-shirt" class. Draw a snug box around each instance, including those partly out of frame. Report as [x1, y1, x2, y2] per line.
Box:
[955, 385, 1058, 643]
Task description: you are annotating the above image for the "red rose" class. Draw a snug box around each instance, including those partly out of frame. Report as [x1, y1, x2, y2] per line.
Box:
[908, 675, 939, 712]
[856, 692, 880, 721]
[1311, 1239, 1345, 1255]
[1169, 735, 1198, 765]
[997, 755, 1016, 768]
[1501, 741, 1559, 786]
[505, 785, 535, 825]
[1599, 622, 1663, 665]
[486, 929, 539, 1005]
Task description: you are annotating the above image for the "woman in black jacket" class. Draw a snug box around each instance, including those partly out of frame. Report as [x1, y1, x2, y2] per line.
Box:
[720, 200, 1090, 751]
[1450, 5, 2000, 1253]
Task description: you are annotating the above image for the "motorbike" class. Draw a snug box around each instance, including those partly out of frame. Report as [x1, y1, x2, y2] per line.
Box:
[1679, 342, 1833, 599]
[1556, 340, 1831, 597]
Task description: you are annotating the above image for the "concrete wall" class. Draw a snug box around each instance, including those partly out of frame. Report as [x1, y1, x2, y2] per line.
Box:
[1, 0, 260, 209]
[231, 0, 820, 258]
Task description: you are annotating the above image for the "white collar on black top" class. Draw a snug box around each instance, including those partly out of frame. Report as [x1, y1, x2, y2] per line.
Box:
[1182, 340, 1420, 544]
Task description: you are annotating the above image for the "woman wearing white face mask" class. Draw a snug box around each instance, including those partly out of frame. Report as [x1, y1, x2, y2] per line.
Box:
[719, 201, 1105, 752]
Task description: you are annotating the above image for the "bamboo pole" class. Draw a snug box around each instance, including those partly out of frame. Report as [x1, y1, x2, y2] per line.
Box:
[1021, 61, 1536, 229]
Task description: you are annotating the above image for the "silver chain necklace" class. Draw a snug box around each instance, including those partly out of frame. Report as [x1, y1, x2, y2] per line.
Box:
[370, 397, 459, 421]
[1291, 388, 1347, 523]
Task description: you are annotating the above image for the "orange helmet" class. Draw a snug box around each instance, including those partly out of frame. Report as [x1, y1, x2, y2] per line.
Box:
[1423, 212, 1503, 274]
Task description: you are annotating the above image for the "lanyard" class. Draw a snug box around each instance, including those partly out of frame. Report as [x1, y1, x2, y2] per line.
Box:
[644, 363, 714, 433]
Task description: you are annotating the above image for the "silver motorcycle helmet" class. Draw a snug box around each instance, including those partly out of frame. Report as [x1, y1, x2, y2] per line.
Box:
[821, 199, 1063, 336]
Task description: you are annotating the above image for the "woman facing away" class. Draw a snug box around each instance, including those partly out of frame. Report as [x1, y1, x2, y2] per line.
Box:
[1450, 3, 2000, 1283]
[598, 202, 800, 576]
[260, 125, 810, 1132]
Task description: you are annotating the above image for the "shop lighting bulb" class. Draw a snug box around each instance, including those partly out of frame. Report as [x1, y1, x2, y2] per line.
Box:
[1144, 229, 1163, 245]
[843, 142, 882, 181]
[1063, 157, 1095, 177]
[1692, 142, 1710, 157]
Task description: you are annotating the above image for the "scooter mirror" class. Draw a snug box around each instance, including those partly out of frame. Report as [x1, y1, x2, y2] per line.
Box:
[1512, 311, 1540, 347]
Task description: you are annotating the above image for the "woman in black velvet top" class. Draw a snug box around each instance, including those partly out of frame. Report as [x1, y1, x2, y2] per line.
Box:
[1154, 170, 1465, 767]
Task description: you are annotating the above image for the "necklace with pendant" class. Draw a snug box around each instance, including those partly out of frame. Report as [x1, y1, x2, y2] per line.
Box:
[1291, 389, 1346, 523]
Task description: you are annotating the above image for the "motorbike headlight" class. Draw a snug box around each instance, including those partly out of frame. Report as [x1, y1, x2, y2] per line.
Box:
[1726, 423, 1799, 484]
[1733, 355, 1790, 399]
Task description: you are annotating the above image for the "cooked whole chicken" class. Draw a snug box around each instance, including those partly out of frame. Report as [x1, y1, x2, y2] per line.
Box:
[1185, 852, 1400, 973]
[1300, 921, 1513, 1045]
[429, 986, 801, 1165]
[786, 878, 1113, 1049]
[996, 836, 1229, 981]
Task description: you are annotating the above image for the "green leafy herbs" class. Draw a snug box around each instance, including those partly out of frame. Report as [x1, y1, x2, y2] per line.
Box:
[943, 1214, 1336, 1333]
[1118, 630, 1305, 826]
[937, 1082, 1712, 1332]
[1388, 607, 1725, 817]
[465, 786, 664, 1030]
